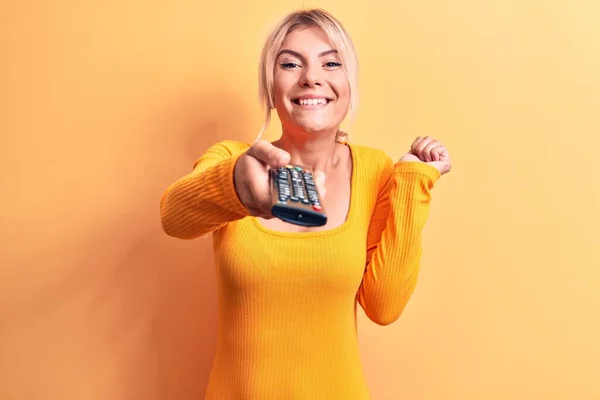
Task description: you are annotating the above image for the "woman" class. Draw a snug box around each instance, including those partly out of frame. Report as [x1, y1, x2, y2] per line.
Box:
[160, 8, 451, 399]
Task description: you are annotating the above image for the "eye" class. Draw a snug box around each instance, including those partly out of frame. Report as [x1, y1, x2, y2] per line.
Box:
[324, 61, 342, 68]
[280, 62, 301, 69]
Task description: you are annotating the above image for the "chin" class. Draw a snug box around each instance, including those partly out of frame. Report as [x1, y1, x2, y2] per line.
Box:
[300, 125, 327, 133]
[298, 125, 332, 135]
[294, 118, 338, 134]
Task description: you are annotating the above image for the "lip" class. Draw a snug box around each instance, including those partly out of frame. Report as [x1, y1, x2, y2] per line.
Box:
[293, 94, 332, 100]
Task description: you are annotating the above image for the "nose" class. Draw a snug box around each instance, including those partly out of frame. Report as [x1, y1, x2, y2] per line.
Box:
[299, 63, 323, 87]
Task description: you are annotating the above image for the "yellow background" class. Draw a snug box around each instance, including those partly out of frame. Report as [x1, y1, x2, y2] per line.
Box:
[1, 0, 599, 399]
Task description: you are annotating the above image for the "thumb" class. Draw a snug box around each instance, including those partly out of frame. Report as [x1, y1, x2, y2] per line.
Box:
[272, 149, 291, 168]
[428, 147, 451, 175]
[313, 170, 327, 199]
[247, 140, 291, 168]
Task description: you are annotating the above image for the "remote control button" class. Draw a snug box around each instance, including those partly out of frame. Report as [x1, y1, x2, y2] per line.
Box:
[312, 204, 322, 211]
[291, 181, 305, 200]
[294, 166, 303, 171]
[290, 196, 299, 202]
[307, 192, 319, 203]
[302, 199, 310, 204]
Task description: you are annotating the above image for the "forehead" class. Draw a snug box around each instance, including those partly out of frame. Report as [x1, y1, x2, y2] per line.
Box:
[279, 25, 336, 55]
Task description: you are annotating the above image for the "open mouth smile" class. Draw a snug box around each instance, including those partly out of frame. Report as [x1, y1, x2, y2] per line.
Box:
[291, 97, 333, 107]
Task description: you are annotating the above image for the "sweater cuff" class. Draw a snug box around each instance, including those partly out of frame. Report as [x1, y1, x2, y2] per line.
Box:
[394, 161, 441, 184]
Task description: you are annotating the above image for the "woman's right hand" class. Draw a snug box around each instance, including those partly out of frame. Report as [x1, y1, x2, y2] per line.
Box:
[233, 140, 291, 218]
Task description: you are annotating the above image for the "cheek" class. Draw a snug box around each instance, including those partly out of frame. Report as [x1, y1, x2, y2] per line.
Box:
[331, 73, 350, 95]
[273, 73, 295, 99]
[332, 78, 351, 109]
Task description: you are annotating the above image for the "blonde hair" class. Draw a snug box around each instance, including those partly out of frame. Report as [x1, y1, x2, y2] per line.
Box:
[255, 8, 359, 142]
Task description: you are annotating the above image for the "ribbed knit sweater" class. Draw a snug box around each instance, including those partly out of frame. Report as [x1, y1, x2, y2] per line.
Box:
[160, 140, 440, 399]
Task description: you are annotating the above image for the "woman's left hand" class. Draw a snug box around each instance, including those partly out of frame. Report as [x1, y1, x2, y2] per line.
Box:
[399, 136, 452, 176]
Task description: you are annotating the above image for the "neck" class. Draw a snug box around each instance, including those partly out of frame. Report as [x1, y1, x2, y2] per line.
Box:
[273, 128, 342, 173]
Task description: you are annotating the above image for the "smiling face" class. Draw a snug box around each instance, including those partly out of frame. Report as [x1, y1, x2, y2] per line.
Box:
[272, 26, 351, 135]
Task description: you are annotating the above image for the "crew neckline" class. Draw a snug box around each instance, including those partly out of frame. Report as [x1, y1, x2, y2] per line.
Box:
[251, 142, 357, 238]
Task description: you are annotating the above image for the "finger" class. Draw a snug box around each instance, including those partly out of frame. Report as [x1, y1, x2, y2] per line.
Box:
[250, 197, 273, 218]
[256, 181, 275, 216]
[437, 147, 450, 162]
[247, 205, 264, 217]
[242, 174, 272, 216]
[245, 186, 271, 217]
[431, 146, 442, 162]
[409, 136, 427, 160]
[414, 136, 435, 159]
[258, 206, 273, 219]
[410, 136, 432, 159]
[429, 147, 452, 175]
[409, 136, 424, 153]
[422, 140, 441, 162]
[246, 140, 291, 168]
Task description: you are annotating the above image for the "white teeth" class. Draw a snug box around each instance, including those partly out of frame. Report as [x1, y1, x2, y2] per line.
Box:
[298, 98, 327, 105]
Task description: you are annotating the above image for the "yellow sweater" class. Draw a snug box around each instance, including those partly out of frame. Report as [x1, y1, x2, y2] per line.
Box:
[160, 140, 440, 399]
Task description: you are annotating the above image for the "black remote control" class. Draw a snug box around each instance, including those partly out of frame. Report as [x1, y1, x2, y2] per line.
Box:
[270, 164, 327, 227]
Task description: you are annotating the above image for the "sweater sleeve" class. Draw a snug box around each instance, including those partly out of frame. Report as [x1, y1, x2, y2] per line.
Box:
[159, 140, 251, 239]
[357, 158, 441, 326]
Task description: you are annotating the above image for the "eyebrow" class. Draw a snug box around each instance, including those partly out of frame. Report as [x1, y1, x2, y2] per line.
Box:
[277, 49, 338, 59]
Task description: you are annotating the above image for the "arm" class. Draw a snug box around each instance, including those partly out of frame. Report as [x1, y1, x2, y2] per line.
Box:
[159, 141, 251, 239]
[357, 158, 441, 326]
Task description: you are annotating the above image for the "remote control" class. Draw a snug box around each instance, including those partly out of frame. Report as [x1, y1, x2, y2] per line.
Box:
[270, 164, 327, 227]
